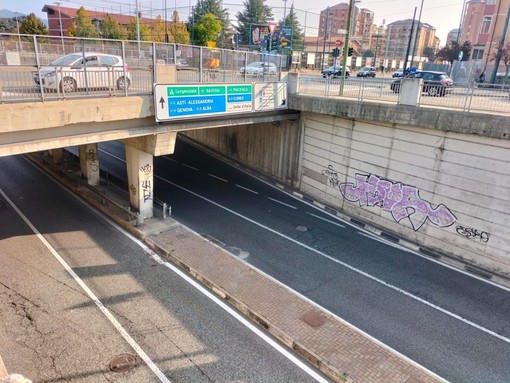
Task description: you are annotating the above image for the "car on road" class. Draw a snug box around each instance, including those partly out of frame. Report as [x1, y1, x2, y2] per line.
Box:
[33, 52, 131, 93]
[356, 66, 376, 78]
[390, 70, 454, 96]
[392, 68, 404, 78]
[322, 65, 350, 78]
[175, 59, 190, 70]
[240, 62, 277, 76]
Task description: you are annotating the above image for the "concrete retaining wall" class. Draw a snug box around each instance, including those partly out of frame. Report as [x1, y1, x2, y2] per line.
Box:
[298, 111, 510, 277]
[182, 120, 302, 186]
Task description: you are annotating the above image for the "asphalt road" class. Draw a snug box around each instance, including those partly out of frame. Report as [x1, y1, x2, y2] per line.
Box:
[90, 139, 510, 383]
[0, 155, 327, 383]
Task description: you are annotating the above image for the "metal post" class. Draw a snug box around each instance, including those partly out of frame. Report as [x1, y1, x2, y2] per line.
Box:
[403, 7, 416, 72]
[34, 35, 45, 101]
[191, 6, 195, 45]
[164, 0, 169, 43]
[199, 46, 203, 82]
[489, 3, 510, 83]
[410, 0, 424, 70]
[340, 0, 354, 95]
[54, 2, 65, 53]
[321, 7, 329, 71]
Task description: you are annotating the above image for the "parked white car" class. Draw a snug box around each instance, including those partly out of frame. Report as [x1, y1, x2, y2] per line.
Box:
[240, 62, 277, 76]
[34, 52, 131, 93]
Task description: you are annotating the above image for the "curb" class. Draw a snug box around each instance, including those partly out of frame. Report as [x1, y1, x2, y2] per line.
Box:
[144, 236, 353, 383]
[286, 190, 510, 289]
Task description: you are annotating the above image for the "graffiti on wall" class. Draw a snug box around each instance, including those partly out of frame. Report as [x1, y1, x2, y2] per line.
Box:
[337, 172, 457, 231]
[456, 226, 490, 243]
[321, 165, 340, 187]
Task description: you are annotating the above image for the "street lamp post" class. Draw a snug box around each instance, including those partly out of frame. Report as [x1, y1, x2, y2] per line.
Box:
[54, 2, 64, 52]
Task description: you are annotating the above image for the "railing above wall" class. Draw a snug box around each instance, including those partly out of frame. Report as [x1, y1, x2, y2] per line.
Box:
[0, 33, 284, 103]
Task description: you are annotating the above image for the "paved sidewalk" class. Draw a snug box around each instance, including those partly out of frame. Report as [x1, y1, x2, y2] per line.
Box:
[24, 151, 446, 383]
[144, 226, 444, 383]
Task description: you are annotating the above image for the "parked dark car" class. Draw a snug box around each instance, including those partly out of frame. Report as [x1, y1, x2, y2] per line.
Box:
[356, 66, 376, 78]
[392, 68, 404, 78]
[322, 65, 350, 78]
[390, 70, 454, 97]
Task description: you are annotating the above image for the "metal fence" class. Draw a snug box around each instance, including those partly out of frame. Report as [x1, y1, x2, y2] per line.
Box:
[1, 33, 508, 116]
[298, 76, 510, 115]
[0, 33, 283, 103]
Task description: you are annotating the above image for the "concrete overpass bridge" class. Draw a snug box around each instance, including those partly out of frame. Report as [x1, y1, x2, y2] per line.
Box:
[1, 35, 510, 283]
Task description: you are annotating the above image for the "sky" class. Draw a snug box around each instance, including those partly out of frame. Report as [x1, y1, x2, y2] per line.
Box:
[1, 0, 466, 46]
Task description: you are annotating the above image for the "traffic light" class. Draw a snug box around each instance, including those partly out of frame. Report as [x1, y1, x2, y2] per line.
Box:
[331, 48, 340, 58]
[348, 47, 354, 57]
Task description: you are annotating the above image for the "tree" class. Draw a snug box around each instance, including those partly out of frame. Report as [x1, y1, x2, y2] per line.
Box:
[194, 13, 222, 46]
[19, 13, 48, 35]
[151, 15, 167, 42]
[280, 4, 304, 51]
[489, 41, 510, 77]
[423, 47, 436, 63]
[435, 40, 472, 65]
[69, 7, 99, 38]
[168, 11, 190, 44]
[126, 17, 150, 41]
[100, 14, 124, 40]
[189, 0, 229, 46]
[236, 0, 273, 47]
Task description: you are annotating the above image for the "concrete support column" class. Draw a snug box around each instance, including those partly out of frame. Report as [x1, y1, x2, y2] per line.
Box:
[49, 148, 63, 164]
[78, 143, 100, 186]
[125, 145, 153, 220]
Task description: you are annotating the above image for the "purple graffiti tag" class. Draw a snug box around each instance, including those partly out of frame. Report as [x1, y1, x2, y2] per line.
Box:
[338, 173, 456, 231]
[339, 174, 369, 204]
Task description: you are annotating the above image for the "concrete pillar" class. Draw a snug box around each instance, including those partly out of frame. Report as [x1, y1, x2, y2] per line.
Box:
[287, 72, 300, 95]
[78, 143, 100, 186]
[398, 78, 422, 106]
[49, 148, 63, 164]
[125, 145, 153, 220]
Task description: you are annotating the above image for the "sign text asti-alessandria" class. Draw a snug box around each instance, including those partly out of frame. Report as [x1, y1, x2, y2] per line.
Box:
[154, 83, 288, 122]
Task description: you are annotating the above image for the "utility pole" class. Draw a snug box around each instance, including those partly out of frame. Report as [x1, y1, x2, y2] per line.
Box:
[321, 7, 329, 71]
[164, 0, 169, 43]
[403, 7, 416, 72]
[283, 0, 288, 26]
[340, 0, 354, 94]
[54, 2, 64, 53]
[410, 0, 424, 70]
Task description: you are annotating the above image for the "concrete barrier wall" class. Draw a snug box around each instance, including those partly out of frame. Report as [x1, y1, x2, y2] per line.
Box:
[299, 112, 510, 277]
[182, 120, 302, 186]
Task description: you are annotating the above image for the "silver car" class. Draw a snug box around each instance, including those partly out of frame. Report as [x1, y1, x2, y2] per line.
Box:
[34, 52, 131, 93]
[240, 62, 277, 77]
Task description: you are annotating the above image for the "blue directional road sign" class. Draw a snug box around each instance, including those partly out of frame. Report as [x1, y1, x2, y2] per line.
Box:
[154, 83, 253, 122]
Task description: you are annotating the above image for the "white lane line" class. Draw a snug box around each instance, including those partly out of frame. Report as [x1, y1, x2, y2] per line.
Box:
[99, 148, 125, 162]
[28, 178, 329, 383]
[358, 232, 406, 251]
[155, 175, 510, 346]
[0, 188, 172, 383]
[306, 212, 346, 228]
[235, 184, 259, 194]
[182, 163, 199, 171]
[208, 173, 228, 182]
[266, 197, 297, 209]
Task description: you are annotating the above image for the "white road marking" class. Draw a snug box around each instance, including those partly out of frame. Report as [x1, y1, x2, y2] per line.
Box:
[208, 173, 228, 182]
[235, 184, 259, 194]
[155, 175, 510, 346]
[306, 212, 346, 228]
[266, 197, 297, 209]
[182, 163, 199, 171]
[0, 188, 172, 383]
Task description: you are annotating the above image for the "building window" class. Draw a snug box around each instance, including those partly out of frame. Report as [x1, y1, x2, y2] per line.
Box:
[486, 0, 495, 4]
[480, 16, 491, 34]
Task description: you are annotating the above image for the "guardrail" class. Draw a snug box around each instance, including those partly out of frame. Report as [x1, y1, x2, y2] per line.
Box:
[298, 76, 510, 115]
[0, 33, 283, 103]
